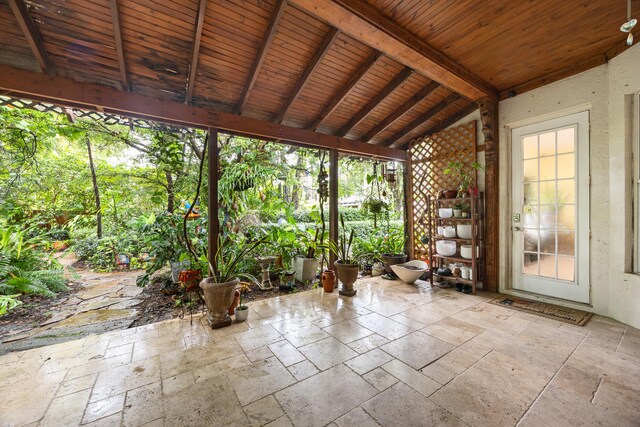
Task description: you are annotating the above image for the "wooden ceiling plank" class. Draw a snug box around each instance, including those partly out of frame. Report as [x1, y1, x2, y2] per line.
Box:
[401, 102, 478, 149]
[364, 80, 440, 143]
[185, 0, 207, 103]
[386, 93, 461, 147]
[109, 0, 129, 91]
[308, 50, 381, 131]
[289, 0, 496, 101]
[0, 64, 406, 161]
[335, 66, 412, 137]
[274, 27, 339, 124]
[7, 0, 51, 74]
[237, 0, 287, 115]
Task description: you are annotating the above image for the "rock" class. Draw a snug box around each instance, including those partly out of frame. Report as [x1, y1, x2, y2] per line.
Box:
[150, 266, 172, 286]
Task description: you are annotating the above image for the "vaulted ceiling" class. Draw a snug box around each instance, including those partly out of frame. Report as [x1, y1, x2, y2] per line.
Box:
[0, 0, 636, 151]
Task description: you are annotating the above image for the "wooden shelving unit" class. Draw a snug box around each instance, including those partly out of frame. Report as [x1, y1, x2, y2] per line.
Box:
[428, 193, 484, 294]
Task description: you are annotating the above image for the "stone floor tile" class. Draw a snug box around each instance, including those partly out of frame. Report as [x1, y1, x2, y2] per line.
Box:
[245, 345, 275, 362]
[82, 392, 126, 424]
[66, 353, 131, 381]
[235, 325, 284, 352]
[162, 371, 195, 395]
[353, 313, 414, 340]
[264, 415, 294, 427]
[549, 362, 601, 401]
[159, 336, 242, 379]
[362, 367, 399, 391]
[420, 362, 457, 385]
[299, 336, 358, 370]
[104, 342, 134, 359]
[243, 395, 285, 427]
[268, 340, 306, 367]
[287, 359, 320, 381]
[520, 385, 638, 427]
[82, 412, 123, 426]
[390, 305, 446, 326]
[569, 341, 640, 391]
[122, 381, 163, 427]
[56, 372, 97, 397]
[344, 348, 394, 375]
[381, 359, 442, 398]
[422, 319, 480, 346]
[347, 334, 390, 354]
[617, 328, 640, 358]
[227, 357, 297, 406]
[366, 298, 420, 317]
[381, 331, 455, 370]
[247, 314, 286, 329]
[0, 370, 66, 426]
[192, 353, 251, 383]
[322, 319, 375, 344]
[131, 335, 186, 362]
[39, 388, 91, 427]
[333, 406, 379, 427]
[593, 378, 640, 418]
[362, 382, 466, 427]
[91, 356, 161, 402]
[283, 324, 330, 348]
[275, 364, 377, 427]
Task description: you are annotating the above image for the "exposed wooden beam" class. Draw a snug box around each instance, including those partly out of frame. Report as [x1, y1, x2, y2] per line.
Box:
[108, 0, 129, 91]
[363, 81, 440, 143]
[0, 64, 406, 161]
[8, 0, 51, 74]
[386, 93, 461, 147]
[308, 51, 381, 131]
[185, 0, 207, 104]
[237, 0, 287, 115]
[402, 102, 478, 150]
[335, 67, 412, 138]
[289, 0, 496, 101]
[274, 27, 339, 124]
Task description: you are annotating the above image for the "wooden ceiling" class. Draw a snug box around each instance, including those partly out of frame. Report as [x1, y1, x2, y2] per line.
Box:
[0, 0, 635, 152]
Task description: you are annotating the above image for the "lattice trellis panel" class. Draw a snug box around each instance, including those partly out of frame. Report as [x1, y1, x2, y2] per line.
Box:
[408, 121, 477, 256]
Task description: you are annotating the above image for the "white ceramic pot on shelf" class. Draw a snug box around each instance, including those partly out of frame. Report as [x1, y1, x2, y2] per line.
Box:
[438, 208, 453, 218]
[460, 245, 479, 259]
[436, 240, 456, 256]
[456, 224, 473, 239]
[442, 226, 456, 238]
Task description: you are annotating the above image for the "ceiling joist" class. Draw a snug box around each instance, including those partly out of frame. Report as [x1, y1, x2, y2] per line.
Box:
[274, 27, 340, 124]
[335, 66, 413, 138]
[7, 0, 51, 74]
[0, 64, 406, 161]
[185, 0, 208, 104]
[402, 102, 478, 150]
[237, 0, 287, 115]
[289, 0, 496, 101]
[108, 0, 129, 91]
[308, 50, 382, 131]
[386, 93, 461, 147]
[364, 80, 441, 143]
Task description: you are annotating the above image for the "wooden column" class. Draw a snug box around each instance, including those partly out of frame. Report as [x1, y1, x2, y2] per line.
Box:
[329, 149, 339, 274]
[208, 128, 220, 275]
[404, 158, 414, 260]
[478, 98, 498, 292]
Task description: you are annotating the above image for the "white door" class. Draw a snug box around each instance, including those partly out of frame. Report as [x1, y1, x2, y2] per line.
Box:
[511, 111, 590, 303]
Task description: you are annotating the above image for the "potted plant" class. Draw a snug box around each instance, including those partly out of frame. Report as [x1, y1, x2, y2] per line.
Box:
[199, 235, 263, 328]
[453, 203, 464, 218]
[444, 161, 485, 198]
[234, 281, 251, 322]
[294, 227, 320, 282]
[380, 227, 408, 274]
[329, 214, 359, 297]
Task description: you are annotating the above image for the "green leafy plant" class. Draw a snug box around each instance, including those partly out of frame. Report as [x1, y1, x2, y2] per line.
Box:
[444, 161, 485, 196]
[380, 227, 405, 256]
[0, 294, 22, 315]
[237, 281, 251, 309]
[208, 234, 265, 284]
[329, 214, 356, 264]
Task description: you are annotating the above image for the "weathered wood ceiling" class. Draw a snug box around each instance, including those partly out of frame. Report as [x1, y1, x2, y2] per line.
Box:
[0, 0, 635, 151]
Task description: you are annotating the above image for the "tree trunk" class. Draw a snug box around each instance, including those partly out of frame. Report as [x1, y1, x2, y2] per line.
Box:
[86, 137, 102, 238]
[165, 170, 175, 213]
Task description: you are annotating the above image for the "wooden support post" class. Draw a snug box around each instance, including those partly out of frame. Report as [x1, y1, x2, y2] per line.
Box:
[329, 149, 339, 275]
[478, 98, 498, 292]
[404, 158, 414, 260]
[208, 128, 220, 275]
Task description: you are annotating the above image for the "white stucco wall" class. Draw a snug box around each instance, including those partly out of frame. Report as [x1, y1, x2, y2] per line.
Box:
[447, 43, 640, 327]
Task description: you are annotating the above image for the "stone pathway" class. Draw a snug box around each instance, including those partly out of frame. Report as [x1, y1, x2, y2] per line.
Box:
[0, 253, 144, 355]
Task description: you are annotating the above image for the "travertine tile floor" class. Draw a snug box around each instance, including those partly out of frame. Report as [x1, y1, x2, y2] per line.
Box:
[1, 276, 639, 427]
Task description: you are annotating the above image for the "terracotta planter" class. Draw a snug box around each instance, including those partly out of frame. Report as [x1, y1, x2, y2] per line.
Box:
[199, 277, 239, 329]
[178, 269, 202, 292]
[321, 270, 336, 293]
[228, 289, 240, 315]
[381, 254, 408, 274]
[234, 306, 249, 322]
[444, 189, 458, 199]
[334, 261, 359, 297]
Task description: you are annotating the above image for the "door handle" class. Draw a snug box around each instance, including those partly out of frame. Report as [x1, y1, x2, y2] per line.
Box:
[513, 226, 522, 232]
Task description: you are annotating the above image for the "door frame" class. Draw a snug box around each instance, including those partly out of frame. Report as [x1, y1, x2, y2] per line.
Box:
[503, 106, 592, 307]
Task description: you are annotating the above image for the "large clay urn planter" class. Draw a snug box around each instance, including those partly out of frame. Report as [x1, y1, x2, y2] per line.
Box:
[321, 270, 336, 293]
[334, 261, 359, 297]
[199, 277, 239, 329]
[381, 254, 408, 274]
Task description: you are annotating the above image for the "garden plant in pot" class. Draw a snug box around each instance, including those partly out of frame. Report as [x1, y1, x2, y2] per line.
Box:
[330, 215, 359, 297]
[294, 227, 321, 282]
[380, 227, 408, 275]
[444, 160, 485, 198]
[234, 281, 251, 322]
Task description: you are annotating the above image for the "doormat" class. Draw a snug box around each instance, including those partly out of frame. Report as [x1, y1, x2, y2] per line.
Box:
[489, 295, 593, 326]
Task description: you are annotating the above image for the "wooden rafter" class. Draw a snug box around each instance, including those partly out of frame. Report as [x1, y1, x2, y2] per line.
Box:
[274, 27, 340, 124]
[237, 0, 287, 115]
[185, 0, 207, 104]
[363, 80, 440, 143]
[289, 0, 496, 101]
[308, 50, 381, 131]
[108, 0, 129, 91]
[335, 67, 412, 138]
[402, 102, 478, 150]
[0, 64, 406, 161]
[8, 0, 51, 74]
[386, 93, 461, 147]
